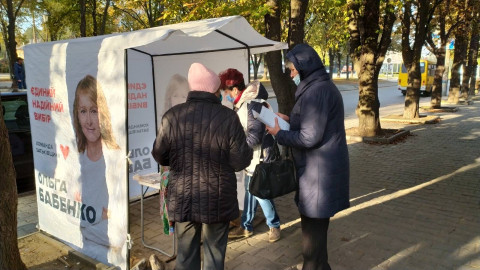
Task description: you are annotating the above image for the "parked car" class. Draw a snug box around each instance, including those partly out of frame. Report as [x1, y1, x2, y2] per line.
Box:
[1, 90, 34, 192]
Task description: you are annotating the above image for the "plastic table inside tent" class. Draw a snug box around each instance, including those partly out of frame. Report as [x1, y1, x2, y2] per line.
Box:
[133, 173, 176, 258]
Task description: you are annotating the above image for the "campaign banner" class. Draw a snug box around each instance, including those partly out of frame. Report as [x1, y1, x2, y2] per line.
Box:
[127, 50, 158, 198]
[25, 42, 128, 269]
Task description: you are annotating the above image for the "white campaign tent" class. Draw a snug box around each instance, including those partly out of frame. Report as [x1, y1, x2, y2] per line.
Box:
[24, 16, 287, 269]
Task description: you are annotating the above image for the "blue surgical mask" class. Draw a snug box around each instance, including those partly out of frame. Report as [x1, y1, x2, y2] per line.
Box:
[293, 74, 301, 86]
[226, 94, 235, 103]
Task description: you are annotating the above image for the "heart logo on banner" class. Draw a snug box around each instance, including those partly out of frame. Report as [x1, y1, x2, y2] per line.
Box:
[60, 145, 69, 159]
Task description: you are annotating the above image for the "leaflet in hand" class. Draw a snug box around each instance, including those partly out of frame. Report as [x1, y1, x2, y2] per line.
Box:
[252, 106, 290, 130]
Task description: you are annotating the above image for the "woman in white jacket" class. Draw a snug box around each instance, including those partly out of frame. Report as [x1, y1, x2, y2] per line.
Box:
[219, 68, 281, 243]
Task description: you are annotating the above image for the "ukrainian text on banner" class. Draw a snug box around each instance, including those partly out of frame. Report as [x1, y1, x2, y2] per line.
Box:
[127, 49, 158, 199]
[25, 41, 128, 270]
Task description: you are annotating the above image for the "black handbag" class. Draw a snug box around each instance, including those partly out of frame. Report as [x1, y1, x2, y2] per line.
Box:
[249, 137, 297, 199]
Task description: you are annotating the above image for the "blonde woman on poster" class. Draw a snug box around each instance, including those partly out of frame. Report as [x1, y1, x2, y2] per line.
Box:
[163, 73, 190, 114]
[72, 75, 126, 266]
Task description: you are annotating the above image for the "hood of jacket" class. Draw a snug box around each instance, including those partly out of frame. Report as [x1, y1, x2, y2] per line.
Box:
[286, 44, 329, 81]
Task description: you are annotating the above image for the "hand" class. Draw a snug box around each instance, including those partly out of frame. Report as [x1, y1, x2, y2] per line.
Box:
[276, 112, 289, 122]
[74, 191, 81, 202]
[102, 207, 110, 220]
[266, 117, 281, 136]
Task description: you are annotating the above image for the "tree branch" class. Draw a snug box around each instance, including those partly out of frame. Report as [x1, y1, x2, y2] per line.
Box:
[112, 5, 148, 28]
[14, 0, 26, 17]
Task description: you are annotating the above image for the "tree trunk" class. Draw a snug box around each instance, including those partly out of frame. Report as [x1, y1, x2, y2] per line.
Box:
[401, 0, 433, 118]
[80, 0, 87, 37]
[288, 0, 307, 48]
[251, 54, 262, 80]
[348, 0, 395, 136]
[1, 23, 12, 83]
[449, 33, 468, 103]
[460, 5, 477, 100]
[265, 0, 296, 115]
[448, 0, 472, 103]
[32, 11, 36, 43]
[355, 57, 382, 136]
[99, 0, 111, 35]
[328, 48, 334, 78]
[461, 58, 472, 100]
[351, 59, 354, 78]
[91, 0, 97, 36]
[5, 0, 19, 88]
[265, 0, 307, 115]
[468, 45, 479, 97]
[430, 50, 446, 108]
[427, 0, 462, 107]
[403, 63, 422, 118]
[0, 100, 27, 270]
[346, 45, 350, 80]
[468, 13, 479, 97]
[337, 51, 341, 78]
[465, 1, 480, 98]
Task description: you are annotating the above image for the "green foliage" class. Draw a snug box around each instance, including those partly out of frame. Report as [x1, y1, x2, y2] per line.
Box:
[11, 0, 273, 42]
[306, 0, 349, 61]
[0, 58, 10, 73]
[160, 0, 272, 34]
[37, 0, 73, 40]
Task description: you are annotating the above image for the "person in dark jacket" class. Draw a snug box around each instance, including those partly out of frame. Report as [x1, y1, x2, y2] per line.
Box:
[14, 57, 26, 89]
[151, 63, 253, 270]
[266, 44, 350, 270]
[219, 68, 281, 243]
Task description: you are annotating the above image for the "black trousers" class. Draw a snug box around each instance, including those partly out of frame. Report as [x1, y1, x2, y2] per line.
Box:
[175, 221, 230, 270]
[301, 215, 331, 270]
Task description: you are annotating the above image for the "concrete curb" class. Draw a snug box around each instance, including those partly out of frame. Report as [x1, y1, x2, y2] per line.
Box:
[381, 114, 440, 124]
[346, 129, 410, 144]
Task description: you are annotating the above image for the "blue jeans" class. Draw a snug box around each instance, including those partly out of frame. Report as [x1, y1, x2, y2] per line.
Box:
[241, 175, 281, 231]
[17, 80, 26, 89]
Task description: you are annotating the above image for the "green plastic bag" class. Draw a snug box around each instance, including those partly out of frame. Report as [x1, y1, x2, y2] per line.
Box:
[160, 169, 174, 235]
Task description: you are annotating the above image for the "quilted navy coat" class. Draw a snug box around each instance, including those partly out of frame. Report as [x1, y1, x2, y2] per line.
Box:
[151, 91, 253, 224]
[276, 44, 350, 218]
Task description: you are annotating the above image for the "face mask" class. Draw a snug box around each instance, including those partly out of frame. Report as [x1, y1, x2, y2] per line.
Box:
[219, 94, 223, 102]
[293, 74, 301, 86]
[226, 94, 235, 103]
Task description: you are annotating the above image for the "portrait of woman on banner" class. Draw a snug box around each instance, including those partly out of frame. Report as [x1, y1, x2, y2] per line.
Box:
[72, 74, 127, 266]
[163, 73, 190, 115]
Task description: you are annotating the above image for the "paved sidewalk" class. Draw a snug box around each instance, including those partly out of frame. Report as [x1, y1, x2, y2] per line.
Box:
[17, 91, 479, 269]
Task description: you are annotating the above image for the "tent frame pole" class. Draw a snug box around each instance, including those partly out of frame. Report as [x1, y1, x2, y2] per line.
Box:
[215, 30, 252, 81]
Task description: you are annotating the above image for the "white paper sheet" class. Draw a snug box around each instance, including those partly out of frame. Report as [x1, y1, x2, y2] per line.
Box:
[252, 106, 290, 130]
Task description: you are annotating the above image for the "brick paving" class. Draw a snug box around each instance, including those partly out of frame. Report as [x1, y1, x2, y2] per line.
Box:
[17, 87, 480, 270]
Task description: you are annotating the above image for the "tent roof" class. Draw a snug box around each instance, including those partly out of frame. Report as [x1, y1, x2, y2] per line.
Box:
[24, 16, 287, 56]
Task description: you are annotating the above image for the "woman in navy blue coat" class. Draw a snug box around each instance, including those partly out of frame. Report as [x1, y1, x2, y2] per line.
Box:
[267, 44, 350, 270]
